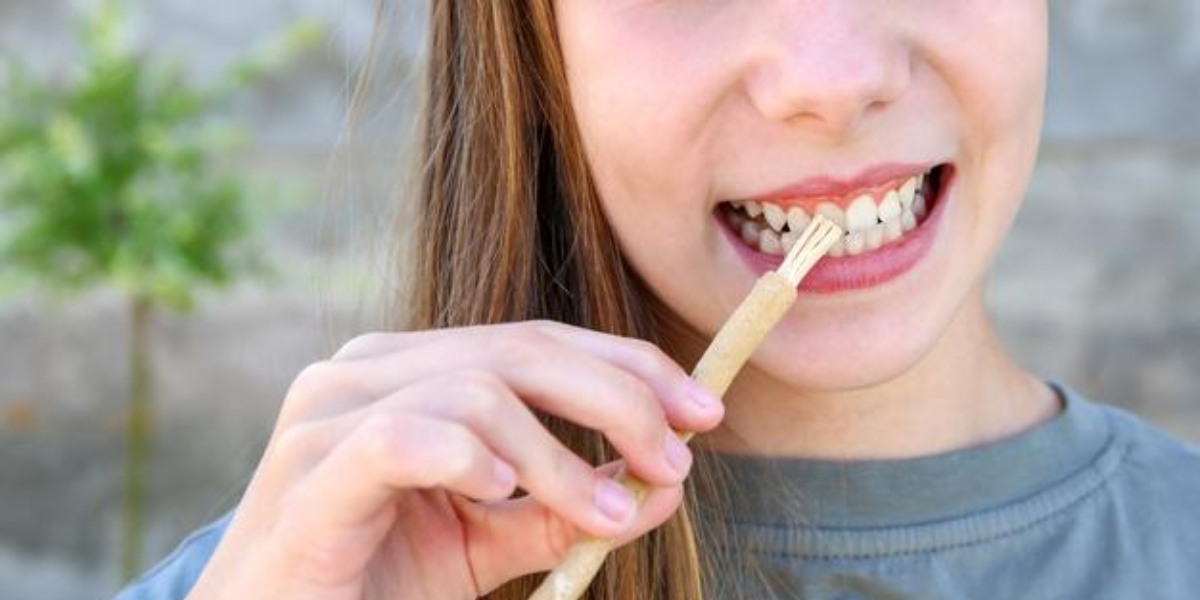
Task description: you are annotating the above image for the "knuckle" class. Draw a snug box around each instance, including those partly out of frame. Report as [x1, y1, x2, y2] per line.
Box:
[360, 415, 476, 489]
[609, 377, 669, 452]
[496, 328, 553, 367]
[271, 421, 324, 466]
[332, 332, 392, 361]
[355, 414, 403, 473]
[459, 394, 506, 426]
[455, 370, 508, 414]
[429, 426, 480, 484]
[545, 445, 589, 493]
[625, 339, 679, 378]
[289, 360, 340, 398]
[526, 319, 563, 335]
[526, 319, 580, 342]
[517, 320, 556, 346]
[281, 361, 345, 420]
[610, 373, 664, 423]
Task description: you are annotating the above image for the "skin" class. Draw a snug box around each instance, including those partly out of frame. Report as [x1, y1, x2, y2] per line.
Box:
[188, 322, 724, 599]
[555, 0, 1060, 459]
[186, 2, 1058, 599]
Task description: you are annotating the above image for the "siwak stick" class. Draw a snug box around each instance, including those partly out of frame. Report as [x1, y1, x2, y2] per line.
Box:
[527, 215, 844, 600]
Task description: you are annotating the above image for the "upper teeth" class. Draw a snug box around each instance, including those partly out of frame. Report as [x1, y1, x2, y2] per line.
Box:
[763, 202, 787, 231]
[729, 170, 934, 257]
[787, 206, 811, 232]
[845, 195, 877, 231]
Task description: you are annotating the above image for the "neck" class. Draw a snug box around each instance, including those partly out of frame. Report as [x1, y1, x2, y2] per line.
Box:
[690, 287, 1060, 460]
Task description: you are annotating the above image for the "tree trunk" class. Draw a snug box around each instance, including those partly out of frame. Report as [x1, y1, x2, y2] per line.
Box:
[121, 294, 154, 582]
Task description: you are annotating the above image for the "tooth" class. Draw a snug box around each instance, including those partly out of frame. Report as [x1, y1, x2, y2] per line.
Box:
[745, 200, 763, 217]
[780, 230, 800, 254]
[845, 195, 878, 233]
[786, 206, 811, 233]
[759, 229, 782, 255]
[865, 225, 885, 251]
[827, 238, 845, 257]
[879, 190, 901, 223]
[845, 231, 865, 256]
[901, 209, 917, 232]
[899, 177, 916, 208]
[814, 202, 846, 229]
[741, 221, 761, 245]
[884, 219, 903, 242]
[912, 192, 927, 218]
[762, 202, 787, 232]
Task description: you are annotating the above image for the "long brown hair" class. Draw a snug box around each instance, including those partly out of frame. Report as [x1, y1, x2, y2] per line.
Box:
[392, 0, 729, 598]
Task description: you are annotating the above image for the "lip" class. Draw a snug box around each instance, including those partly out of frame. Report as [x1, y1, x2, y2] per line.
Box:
[719, 164, 954, 294]
[743, 162, 938, 210]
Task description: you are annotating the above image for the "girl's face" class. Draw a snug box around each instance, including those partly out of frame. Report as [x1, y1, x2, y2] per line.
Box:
[555, 2, 1047, 390]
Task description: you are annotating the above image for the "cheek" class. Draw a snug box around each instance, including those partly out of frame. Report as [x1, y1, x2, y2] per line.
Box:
[925, 2, 1047, 251]
[556, 6, 734, 216]
[973, 21, 1047, 256]
[941, 2, 1048, 160]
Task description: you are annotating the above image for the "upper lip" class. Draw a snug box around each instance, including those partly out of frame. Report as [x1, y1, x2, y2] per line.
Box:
[740, 162, 939, 207]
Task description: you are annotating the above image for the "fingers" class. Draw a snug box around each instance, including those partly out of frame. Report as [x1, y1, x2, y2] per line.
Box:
[398, 373, 650, 535]
[271, 381, 695, 593]
[457, 461, 688, 594]
[284, 412, 518, 537]
[266, 320, 725, 585]
[488, 349, 696, 487]
[218, 322, 722, 598]
[323, 322, 725, 434]
[533, 323, 725, 430]
[286, 373, 681, 539]
[284, 326, 722, 489]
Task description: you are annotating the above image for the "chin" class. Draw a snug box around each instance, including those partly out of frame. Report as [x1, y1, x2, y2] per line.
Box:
[745, 305, 953, 394]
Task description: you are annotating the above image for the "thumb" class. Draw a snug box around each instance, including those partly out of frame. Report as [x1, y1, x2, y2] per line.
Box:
[452, 463, 686, 594]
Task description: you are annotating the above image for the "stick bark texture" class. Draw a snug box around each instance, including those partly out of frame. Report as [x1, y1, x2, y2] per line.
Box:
[527, 216, 840, 600]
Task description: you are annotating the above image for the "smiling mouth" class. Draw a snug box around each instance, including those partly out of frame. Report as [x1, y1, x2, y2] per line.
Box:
[719, 164, 948, 257]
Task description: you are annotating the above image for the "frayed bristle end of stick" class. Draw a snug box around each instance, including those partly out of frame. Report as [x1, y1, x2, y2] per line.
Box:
[777, 215, 843, 286]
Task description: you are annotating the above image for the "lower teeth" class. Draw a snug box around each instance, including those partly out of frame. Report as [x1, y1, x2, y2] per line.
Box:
[729, 170, 938, 257]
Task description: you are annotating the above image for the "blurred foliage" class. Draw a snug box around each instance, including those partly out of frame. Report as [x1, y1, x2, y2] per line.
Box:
[0, 0, 322, 308]
[0, 0, 322, 580]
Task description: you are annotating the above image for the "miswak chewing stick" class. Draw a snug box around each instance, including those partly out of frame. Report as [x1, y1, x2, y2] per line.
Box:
[528, 215, 844, 600]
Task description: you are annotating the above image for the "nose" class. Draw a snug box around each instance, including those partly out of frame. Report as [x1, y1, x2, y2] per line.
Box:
[743, 4, 911, 138]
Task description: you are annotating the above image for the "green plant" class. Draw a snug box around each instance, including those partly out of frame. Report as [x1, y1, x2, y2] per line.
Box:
[0, 1, 320, 581]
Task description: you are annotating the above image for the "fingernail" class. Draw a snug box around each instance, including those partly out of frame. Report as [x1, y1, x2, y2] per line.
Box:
[493, 460, 516, 489]
[664, 433, 692, 475]
[682, 379, 721, 410]
[594, 478, 635, 524]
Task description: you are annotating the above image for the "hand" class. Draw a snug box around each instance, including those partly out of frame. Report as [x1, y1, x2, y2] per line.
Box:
[185, 321, 724, 600]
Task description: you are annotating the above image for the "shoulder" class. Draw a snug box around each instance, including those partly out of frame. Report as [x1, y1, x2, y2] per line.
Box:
[112, 511, 233, 600]
[1100, 399, 1200, 488]
[1076, 391, 1200, 524]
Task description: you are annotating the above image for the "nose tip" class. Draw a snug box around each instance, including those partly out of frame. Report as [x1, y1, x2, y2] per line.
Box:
[745, 28, 911, 137]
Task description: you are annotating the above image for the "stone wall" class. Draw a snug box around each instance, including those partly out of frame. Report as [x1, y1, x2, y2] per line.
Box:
[1001, 0, 1200, 439]
[0, 1, 1197, 599]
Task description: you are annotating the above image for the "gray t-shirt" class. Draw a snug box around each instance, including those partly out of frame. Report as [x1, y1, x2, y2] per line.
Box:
[116, 384, 1200, 599]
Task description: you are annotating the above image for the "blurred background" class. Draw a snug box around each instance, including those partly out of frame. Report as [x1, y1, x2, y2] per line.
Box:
[0, 1, 1197, 599]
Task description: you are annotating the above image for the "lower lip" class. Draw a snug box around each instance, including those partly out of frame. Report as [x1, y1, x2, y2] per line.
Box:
[718, 169, 951, 293]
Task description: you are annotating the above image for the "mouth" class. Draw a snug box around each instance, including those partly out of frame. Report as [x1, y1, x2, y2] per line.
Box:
[716, 163, 953, 292]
